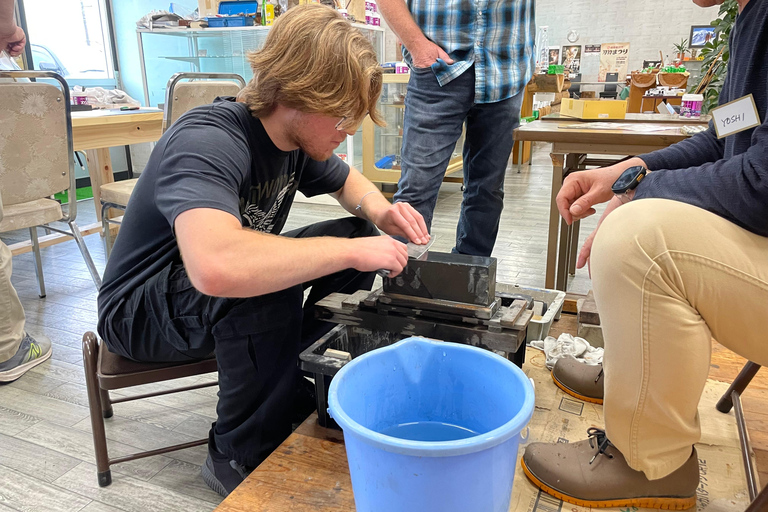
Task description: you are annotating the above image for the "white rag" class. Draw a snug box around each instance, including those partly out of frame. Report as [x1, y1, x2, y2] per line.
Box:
[529, 333, 603, 369]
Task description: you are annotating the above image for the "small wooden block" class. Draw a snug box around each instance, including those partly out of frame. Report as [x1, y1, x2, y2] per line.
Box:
[341, 290, 370, 311]
[578, 290, 601, 325]
[323, 348, 352, 362]
[577, 322, 604, 348]
[500, 299, 527, 328]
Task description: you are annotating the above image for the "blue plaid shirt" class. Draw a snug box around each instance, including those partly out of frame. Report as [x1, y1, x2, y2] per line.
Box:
[402, 0, 535, 103]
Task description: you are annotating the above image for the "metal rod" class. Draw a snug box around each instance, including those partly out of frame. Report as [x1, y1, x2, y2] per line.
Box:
[732, 390, 759, 501]
[110, 439, 209, 466]
[110, 381, 218, 404]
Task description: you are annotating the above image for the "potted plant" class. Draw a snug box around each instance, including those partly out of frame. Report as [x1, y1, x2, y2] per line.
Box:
[673, 39, 688, 61]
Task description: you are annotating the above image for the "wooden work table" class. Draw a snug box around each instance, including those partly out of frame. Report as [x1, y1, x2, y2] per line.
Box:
[214, 413, 355, 511]
[72, 108, 164, 219]
[213, 311, 768, 510]
[513, 115, 710, 291]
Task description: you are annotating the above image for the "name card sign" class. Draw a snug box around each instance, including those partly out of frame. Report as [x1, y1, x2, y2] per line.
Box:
[711, 94, 761, 139]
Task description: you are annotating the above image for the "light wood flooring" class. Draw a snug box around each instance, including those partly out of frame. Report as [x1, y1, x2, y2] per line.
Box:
[0, 143, 765, 511]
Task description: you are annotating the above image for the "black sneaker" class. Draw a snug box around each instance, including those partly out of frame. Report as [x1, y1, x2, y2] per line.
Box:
[201, 444, 252, 497]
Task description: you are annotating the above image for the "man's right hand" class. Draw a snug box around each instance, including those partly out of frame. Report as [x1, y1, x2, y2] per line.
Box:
[556, 157, 647, 225]
[348, 236, 409, 277]
[409, 40, 454, 69]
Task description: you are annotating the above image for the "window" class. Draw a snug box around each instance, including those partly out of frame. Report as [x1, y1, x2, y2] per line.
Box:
[22, 0, 114, 81]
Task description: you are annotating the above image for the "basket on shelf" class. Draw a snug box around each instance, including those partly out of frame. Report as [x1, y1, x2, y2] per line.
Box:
[658, 72, 689, 89]
[631, 71, 657, 88]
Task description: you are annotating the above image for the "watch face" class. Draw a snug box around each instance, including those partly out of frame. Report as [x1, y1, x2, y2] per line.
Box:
[612, 166, 645, 193]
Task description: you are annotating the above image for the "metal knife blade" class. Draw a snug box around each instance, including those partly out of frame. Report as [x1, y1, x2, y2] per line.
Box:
[406, 235, 435, 261]
[377, 235, 435, 277]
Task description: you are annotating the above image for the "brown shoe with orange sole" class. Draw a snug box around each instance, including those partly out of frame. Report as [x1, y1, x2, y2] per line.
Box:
[551, 356, 604, 404]
[521, 428, 698, 510]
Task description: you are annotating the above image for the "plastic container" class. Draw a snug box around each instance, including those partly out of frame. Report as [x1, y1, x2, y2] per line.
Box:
[497, 283, 566, 341]
[680, 93, 703, 118]
[328, 337, 535, 512]
[205, 1, 258, 27]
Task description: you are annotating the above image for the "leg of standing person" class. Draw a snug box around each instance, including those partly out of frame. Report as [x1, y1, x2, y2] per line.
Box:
[522, 199, 768, 507]
[393, 66, 474, 233]
[455, 88, 524, 256]
[0, 239, 51, 382]
[101, 217, 378, 496]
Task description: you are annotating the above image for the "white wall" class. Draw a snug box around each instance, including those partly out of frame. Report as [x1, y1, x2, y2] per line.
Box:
[534, 0, 720, 81]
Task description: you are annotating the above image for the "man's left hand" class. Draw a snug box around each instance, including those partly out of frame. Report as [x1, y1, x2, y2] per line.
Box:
[370, 202, 430, 244]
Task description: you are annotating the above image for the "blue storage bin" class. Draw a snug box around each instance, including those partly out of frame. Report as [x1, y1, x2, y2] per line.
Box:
[206, 1, 259, 27]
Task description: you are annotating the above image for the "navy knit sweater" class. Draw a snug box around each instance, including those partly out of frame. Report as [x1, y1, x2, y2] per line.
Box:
[634, 0, 768, 237]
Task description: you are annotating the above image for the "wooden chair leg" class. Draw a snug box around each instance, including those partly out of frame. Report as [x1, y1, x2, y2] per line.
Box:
[82, 331, 112, 487]
[716, 362, 761, 413]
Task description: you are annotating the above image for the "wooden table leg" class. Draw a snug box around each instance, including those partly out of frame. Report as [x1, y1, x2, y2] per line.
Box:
[546, 153, 565, 289]
[86, 148, 114, 222]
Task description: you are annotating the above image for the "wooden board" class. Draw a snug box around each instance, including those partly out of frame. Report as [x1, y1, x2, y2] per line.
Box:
[214, 417, 354, 512]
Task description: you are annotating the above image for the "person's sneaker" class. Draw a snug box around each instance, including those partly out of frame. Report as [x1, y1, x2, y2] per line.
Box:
[201, 444, 253, 497]
[552, 356, 604, 404]
[0, 333, 52, 383]
[521, 428, 699, 510]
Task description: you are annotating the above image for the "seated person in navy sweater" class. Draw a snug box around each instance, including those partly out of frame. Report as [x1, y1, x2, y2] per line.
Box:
[522, 0, 768, 508]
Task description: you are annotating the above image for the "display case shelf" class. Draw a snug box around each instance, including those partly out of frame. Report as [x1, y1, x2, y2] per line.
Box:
[361, 73, 464, 186]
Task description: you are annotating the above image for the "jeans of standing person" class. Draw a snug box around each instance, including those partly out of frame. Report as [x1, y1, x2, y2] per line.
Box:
[592, 199, 768, 480]
[99, 217, 378, 468]
[393, 64, 524, 256]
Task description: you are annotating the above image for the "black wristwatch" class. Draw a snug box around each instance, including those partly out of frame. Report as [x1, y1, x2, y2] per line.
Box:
[611, 166, 648, 195]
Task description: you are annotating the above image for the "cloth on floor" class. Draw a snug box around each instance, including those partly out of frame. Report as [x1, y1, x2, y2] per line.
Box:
[529, 333, 603, 369]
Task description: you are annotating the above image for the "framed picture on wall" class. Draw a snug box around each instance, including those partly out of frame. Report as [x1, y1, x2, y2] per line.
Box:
[548, 47, 560, 65]
[689, 25, 716, 48]
[561, 45, 581, 75]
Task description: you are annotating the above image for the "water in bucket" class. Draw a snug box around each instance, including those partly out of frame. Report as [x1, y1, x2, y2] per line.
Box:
[328, 337, 535, 512]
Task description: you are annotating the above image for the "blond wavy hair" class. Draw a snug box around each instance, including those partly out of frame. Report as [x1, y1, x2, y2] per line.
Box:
[241, 4, 384, 127]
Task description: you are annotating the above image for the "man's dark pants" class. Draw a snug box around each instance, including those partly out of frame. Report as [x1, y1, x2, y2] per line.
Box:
[102, 217, 377, 467]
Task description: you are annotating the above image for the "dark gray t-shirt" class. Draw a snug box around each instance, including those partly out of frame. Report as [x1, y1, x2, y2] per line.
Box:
[96, 97, 349, 325]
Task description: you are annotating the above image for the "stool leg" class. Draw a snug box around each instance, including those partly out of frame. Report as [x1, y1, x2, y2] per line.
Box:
[82, 332, 112, 486]
[100, 388, 113, 419]
[716, 362, 761, 413]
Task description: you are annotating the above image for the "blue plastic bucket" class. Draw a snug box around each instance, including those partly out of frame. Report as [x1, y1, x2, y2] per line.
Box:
[328, 337, 535, 512]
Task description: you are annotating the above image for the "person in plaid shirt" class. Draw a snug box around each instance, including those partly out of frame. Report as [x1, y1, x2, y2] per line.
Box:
[378, 0, 535, 256]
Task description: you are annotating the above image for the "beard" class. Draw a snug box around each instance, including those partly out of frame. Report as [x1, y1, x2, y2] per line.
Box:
[287, 113, 337, 161]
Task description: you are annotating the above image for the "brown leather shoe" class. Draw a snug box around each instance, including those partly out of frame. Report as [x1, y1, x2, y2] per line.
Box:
[552, 356, 604, 404]
[521, 428, 698, 510]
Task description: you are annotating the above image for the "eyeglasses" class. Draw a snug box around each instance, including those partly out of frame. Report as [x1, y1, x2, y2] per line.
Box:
[335, 112, 370, 132]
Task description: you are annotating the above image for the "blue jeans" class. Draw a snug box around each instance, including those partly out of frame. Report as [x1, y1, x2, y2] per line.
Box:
[393, 65, 524, 256]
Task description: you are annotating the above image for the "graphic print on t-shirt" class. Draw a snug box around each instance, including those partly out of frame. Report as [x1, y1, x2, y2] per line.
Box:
[241, 171, 295, 232]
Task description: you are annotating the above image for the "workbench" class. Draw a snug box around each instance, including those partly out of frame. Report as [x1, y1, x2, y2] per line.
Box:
[513, 114, 710, 291]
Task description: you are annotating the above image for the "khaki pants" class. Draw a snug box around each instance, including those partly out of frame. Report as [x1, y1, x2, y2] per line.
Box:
[0, 239, 25, 363]
[592, 199, 768, 480]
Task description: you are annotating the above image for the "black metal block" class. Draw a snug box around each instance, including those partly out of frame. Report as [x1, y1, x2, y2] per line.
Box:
[383, 251, 497, 306]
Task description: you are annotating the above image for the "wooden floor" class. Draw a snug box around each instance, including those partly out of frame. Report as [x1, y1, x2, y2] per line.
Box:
[0, 144, 764, 510]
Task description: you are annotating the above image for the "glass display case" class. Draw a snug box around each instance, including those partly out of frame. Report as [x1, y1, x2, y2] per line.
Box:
[137, 24, 385, 107]
[136, 23, 384, 167]
[361, 73, 464, 185]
